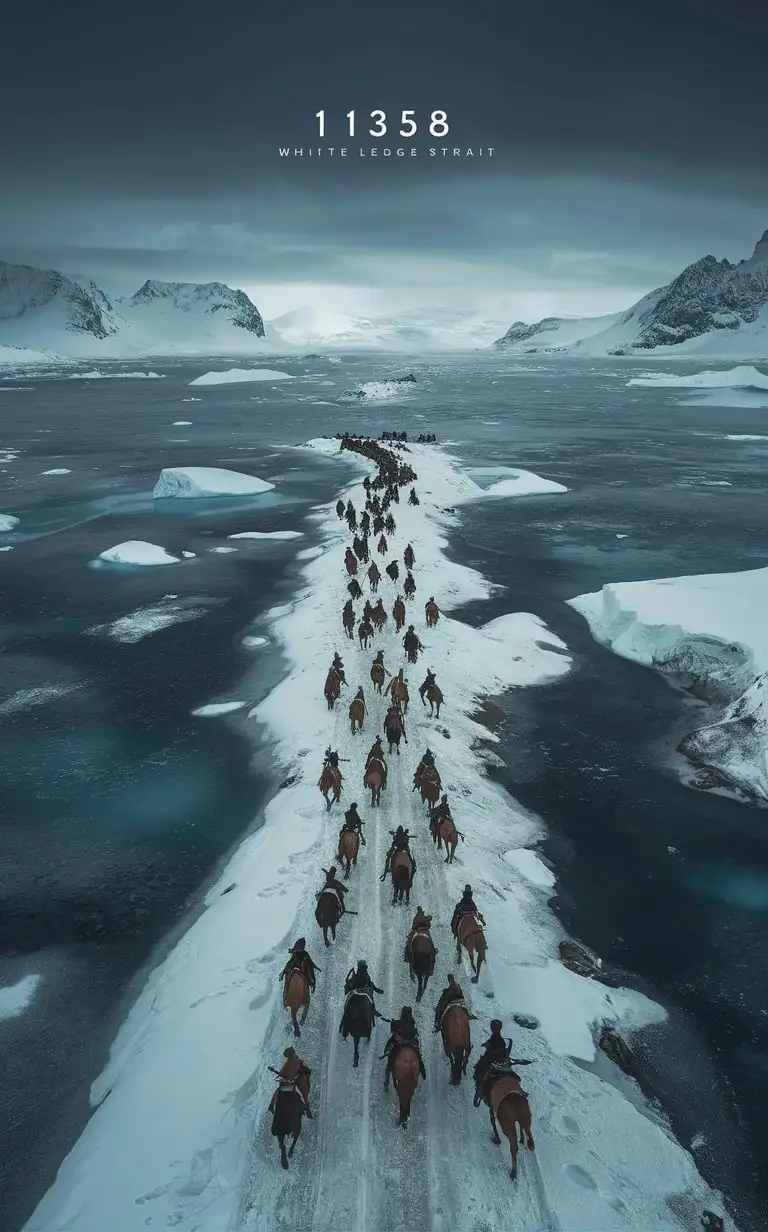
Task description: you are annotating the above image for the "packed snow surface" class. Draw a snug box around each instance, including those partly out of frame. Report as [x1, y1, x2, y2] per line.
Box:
[227, 530, 303, 541]
[188, 368, 293, 386]
[569, 567, 768, 801]
[0, 513, 20, 531]
[153, 467, 274, 499]
[28, 443, 728, 1232]
[627, 365, 768, 391]
[97, 541, 180, 566]
[0, 974, 42, 1021]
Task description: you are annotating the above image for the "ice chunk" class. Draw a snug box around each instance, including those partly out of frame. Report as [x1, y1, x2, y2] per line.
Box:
[153, 467, 274, 499]
[227, 530, 303, 541]
[0, 513, 20, 531]
[97, 541, 180, 566]
[188, 368, 293, 386]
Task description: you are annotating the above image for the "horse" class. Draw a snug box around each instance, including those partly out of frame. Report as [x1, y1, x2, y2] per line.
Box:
[367, 563, 381, 592]
[283, 970, 310, 1037]
[404, 637, 421, 666]
[315, 887, 344, 946]
[393, 598, 406, 631]
[480, 1072, 535, 1180]
[349, 694, 366, 734]
[324, 668, 342, 710]
[318, 763, 342, 811]
[388, 675, 409, 712]
[404, 573, 416, 599]
[371, 660, 387, 694]
[385, 711, 405, 756]
[408, 929, 436, 1002]
[371, 603, 387, 633]
[338, 829, 360, 878]
[392, 1045, 421, 1127]
[436, 814, 460, 864]
[358, 619, 374, 650]
[344, 549, 357, 577]
[386, 561, 400, 584]
[420, 768, 441, 810]
[340, 989, 375, 1067]
[456, 911, 487, 983]
[364, 757, 386, 807]
[404, 544, 415, 570]
[439, 1002, 471, 1084]
[425, 600, 440, 628]
[270, 1083, 306, 1169]
[425, 681, 443, 717]
[336, 499, 345, 519]
[347, 578, 363, 600]
[377, 534, 388, 555]
[391, 850, 413, 906]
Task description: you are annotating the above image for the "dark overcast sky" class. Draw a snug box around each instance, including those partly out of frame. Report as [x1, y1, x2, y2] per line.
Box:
[2, 0, 767, 316]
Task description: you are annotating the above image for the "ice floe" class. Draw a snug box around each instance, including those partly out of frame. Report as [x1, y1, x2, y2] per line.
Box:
[0, 973, 42, 1021]
[188, 368, 293, 386]
[40, 468, 71, 475]
[191, 702, 247, 717]
[88, 599, 210, 643]
[153, 466, 275, 499]
[0, 513, 20, 531]
[172, 421, 193, 426]
[27, 441, 729, 1232]
[627, 365, 768, 391]
[0, 683, 84, 716]
[569, 567, 768, 801]
[96, 541, 181, 566]
[67, 371, 166, 380]
[227, 530, 303, 541]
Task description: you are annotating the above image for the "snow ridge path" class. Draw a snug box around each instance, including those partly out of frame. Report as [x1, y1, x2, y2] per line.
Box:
[240, 466, 557, 1232]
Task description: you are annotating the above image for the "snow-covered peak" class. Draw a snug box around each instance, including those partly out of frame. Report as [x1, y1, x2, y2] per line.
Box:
[0, 259, 121, 340]
[125, 279, 264, 336]
[744, 228, 768, 269]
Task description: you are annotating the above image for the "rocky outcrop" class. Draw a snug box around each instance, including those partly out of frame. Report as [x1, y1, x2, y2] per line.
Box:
[0, 261, 121, 338]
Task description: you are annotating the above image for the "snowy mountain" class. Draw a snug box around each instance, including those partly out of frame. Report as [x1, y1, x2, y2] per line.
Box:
[271, 305, 506, 351]
[495, 227, 768, 358]
[0, 260, 273, 358]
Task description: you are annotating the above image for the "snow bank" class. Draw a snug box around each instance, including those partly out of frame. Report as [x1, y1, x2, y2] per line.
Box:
[569, 567, 768, 800]
[153, 467, 274, 499]
[0, 973, 42, 1021]
[0, 513, 20, 531]
[188, 369, 293, 386]
[28, 443, 728, 1232]
[627, 365, 768, 391]
[96, 541, 180, 566]
[227, 530, 303, 541]
[191, 702, 247, 717]
[67, 371, 166, 380]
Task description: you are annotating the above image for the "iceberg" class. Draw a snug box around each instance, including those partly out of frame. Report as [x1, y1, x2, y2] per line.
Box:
[97, 541, 181, 566]
[188, 368, 293, 386]
[153, 467, 275, 499]
[569, 567, 768, 800]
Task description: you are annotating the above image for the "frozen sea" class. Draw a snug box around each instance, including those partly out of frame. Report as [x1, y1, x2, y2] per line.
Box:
[1, 352, 768, 1230]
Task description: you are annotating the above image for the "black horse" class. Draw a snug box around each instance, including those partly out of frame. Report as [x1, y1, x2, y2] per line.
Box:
[270, 1085, 306, 1169]
[384, 716, 404, 756]
[340, 989, 376, 1067]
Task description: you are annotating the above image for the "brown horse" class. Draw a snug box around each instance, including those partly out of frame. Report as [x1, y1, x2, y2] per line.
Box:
[440, 1002, 471, 1085]
[404, 573, 416, 599]
[364, 757, 386, 807]
[481, 1073, 535, 1180]
[349, 694, 366, 734]
[324, 668, 342, 709]
[342, 606, 355, 640]
[392, 1045, 421, 1127]
[425, 682, 443, 717]
[388, 675, 409, 712]
[371, 660, 388, 694]
[436, 814, 460, 864]
[338, 829, 360, 878]
[456, 912, 487, 983]
[344, 548, 357, 577]
[348, 578, 363, 600]
[420, 769, 441, 810]
[371, 602, 387, 632]
[393, 598, 406, 632]
[384, 709, 406, 756]
[391, 850, 413, 906]
[408, 929, 436, 1001]
[425, 600, 440, 628]
[318, 763, 342, 811]
[377, 534, 388, 554]
[358, 619, 374, 649]
[283, 970, 310, 1037]
[315, 888, 344, 946]
[367, 562, 381, 592]
[404, 543, 415, 570]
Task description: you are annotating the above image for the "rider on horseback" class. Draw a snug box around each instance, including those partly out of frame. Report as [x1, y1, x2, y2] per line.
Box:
[269, 1046, 313, 1117]
[433, 973, 466, 1031]
[404, 905, 433, 962]
[344, 959, 384, 998]
[382, 826, 416, 879]
[340, 802, 366, 846]
[317, 866, 349, 912]
[451, 885, 484, 935]
[419, 668, 436, 702]
[472, 1020, 531, 1104]
[382, 1006, 426, 1085]
[331, 652, 346, 683]
[366, 736, 385, 765]
[384, 702, 407, 742]
[403, 625, 422, 655]
[280, 938, 321, 992]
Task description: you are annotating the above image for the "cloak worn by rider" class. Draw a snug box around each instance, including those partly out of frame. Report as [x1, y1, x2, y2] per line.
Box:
[433, 973, 465, 1031]
[366, 737, 385, 765]
[430, 793, 451, 828]
[318, 866, 349, 909]
[383, 826, 416, 878]
[324, 747, 341, 772]
[280, 937, 321, 991]
[451, 884, 484, 935]
[472, 1019, 530, 1101]
[269, 1046, 313, 1117]
[404, 905, 434, 965]
[403, 626, 422, 653]
[344, 959, 384, 998]
[340, 802, 366, 845]
[382, 1006, 427, 1083]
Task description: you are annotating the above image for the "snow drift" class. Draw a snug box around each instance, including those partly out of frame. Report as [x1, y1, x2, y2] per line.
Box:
[153, 467, 275, 499]
[569, 567, 768, 801]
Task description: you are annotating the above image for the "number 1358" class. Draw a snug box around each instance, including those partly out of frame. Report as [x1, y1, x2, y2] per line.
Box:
[315, 110, 449, 138]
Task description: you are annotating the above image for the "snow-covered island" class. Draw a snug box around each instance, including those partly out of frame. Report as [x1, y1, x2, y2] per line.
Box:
[569, 567, 768, 802]
[153, 467, 275, 499]
[25, 441, 731, 1232]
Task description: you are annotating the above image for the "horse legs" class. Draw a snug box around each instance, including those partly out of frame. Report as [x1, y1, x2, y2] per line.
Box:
[291, 1008, 300, 1038]
[490, 1107, 501, 1146]
[300, 997, 310, 1025]
[288, 1129, 300, 1160]
[279, 1134, 289, 1169]
[323, 925, 330, 948]
[435, 702, 441, 718]
[353, 1035, 360, 1068]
